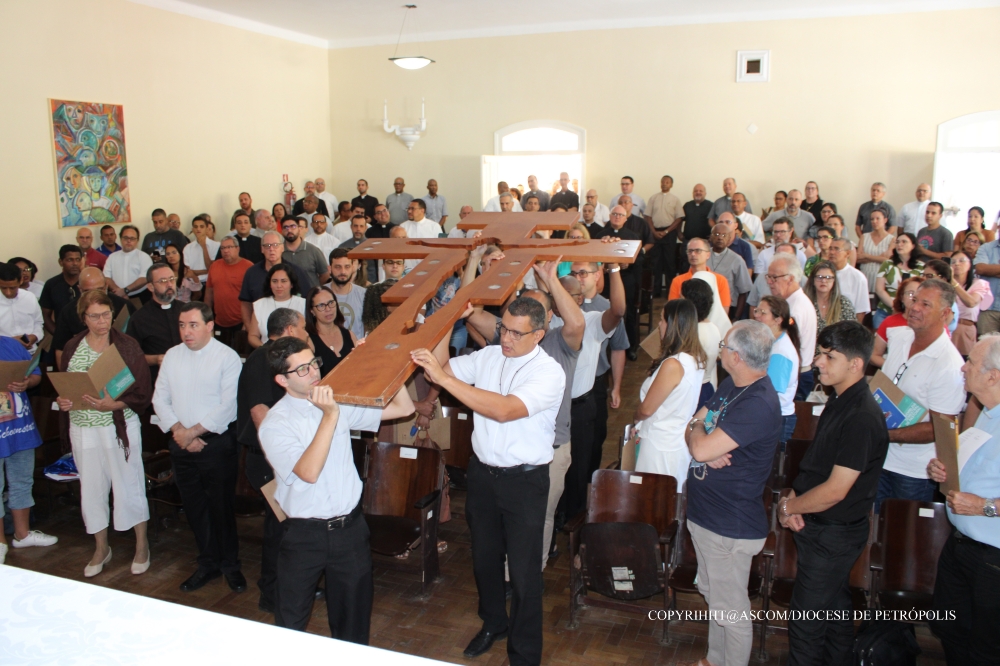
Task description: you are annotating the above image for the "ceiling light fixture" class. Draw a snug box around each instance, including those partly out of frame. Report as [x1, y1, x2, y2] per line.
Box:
[389, 5, 434, 70]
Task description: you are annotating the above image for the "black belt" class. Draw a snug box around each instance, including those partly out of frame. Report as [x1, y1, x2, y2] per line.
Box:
[572, 388, 594, 405]
[805, 513, 868, 527]
[479, 461, 546, 476]
[286, 500, 362, 530]
[955, 529, 1000, 554]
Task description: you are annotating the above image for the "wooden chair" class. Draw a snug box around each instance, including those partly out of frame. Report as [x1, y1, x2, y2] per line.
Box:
[362, 440, 443, 597]
[757, 493, 798, 661]
[791, 401, 821, 441]
[440, 404, 473, 473]
[776, 438, 811, 490]
[870, 499, 951, 613]
[567, 469, 678, 644]
[143, 449, 183, 540]
[849, 507, 878, 611]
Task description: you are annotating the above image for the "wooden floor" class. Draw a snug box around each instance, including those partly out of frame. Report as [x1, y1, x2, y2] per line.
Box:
[7, 302, 947, 665]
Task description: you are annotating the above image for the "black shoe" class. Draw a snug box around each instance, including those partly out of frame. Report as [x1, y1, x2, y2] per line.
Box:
[626, 349, 638, 361]
[179, 568, 222, 592]
[315, 586, 325, 600]
[258, 595, 275, 613]
[463, 627, 508, 658]
[224, 570, 247, 593]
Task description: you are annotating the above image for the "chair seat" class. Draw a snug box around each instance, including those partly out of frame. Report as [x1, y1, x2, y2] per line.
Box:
[366, 514, 420, 556]
[770, 577, 795, 607]
[668, 564, 698, 593]
[878, 590, 934, 613]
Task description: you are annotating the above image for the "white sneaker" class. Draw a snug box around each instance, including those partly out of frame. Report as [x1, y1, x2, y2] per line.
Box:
[0, 542, 7, 564]
[12, 531, 59, 548]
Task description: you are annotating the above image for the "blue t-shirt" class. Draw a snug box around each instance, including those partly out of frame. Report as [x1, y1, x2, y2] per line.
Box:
[686, 375, 782, 540]
[0, 337, 43, 458]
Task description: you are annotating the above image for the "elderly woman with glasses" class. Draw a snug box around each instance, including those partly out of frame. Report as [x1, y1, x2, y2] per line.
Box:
[57, 290, 153, 577]
[870, 276, 924, 368]
[804, 260, 856, 333]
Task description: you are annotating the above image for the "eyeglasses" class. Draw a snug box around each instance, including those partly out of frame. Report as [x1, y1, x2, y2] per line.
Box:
[384, 260, 405, 266]
[718, 340, 733, 351]
[496, 322, 540, 342]
[892, 362, 909, 385]
[261, 242, 283, 249]
[568, 269, 597, 278]
[923, 273, 940, 279]
[610, 212, 626, 218]
[121, 236, 138, 242]
[151, 277, 176, 285]
[687, 249, 709, 255]
[711, 233, 729, 238]
[85, 311, 113, 322]
[813, 275, 835, 281]
[284, 357, 322, 377]
[312, 300, 337, 311]
[765, 273, 789, 282]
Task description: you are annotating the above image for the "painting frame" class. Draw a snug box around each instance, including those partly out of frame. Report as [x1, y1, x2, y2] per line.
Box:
[49, 98, 131, 228]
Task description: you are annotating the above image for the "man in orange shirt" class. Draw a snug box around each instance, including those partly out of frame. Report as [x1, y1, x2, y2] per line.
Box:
[668, 237, 731, 310]
[205, 236, 253, 351]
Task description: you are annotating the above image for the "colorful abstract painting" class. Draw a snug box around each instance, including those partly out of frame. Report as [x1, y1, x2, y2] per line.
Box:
[49, 99, 130, 227]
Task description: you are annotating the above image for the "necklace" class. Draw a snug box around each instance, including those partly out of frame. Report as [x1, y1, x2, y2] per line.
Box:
[709, 248, 729, 272]
[499, 348, 540, 395]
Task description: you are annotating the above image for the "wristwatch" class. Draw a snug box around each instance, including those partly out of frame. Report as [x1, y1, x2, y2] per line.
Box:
[608, 267, 620, 273]
[688, 418, 703, 432]
[985, 498, 998, 518]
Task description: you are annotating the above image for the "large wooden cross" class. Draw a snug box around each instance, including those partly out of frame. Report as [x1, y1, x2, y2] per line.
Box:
[321, 211, 641, 406]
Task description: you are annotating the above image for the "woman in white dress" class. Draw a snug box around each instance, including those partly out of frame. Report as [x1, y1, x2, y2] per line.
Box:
[247, 263, 306, 348]
[633, 299, 707, 489]
[858, 208, 894, 293]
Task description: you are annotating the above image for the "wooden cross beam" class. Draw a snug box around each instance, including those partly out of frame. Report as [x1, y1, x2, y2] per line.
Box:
[321, 211, 640, 406]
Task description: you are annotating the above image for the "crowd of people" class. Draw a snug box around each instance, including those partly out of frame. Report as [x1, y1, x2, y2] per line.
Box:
[1, 173, 997, 666]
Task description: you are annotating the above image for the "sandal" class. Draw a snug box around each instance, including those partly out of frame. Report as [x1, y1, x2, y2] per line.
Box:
[437, 540, 448, 554]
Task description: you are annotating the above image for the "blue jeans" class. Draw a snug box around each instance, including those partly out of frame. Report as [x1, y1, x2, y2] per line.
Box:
[795, 369, 815, 401]
[872, 309, 889, 330]
[0, 447, 36, 518]
[782, 414, 798, 443]
[875, 469, 936, 512]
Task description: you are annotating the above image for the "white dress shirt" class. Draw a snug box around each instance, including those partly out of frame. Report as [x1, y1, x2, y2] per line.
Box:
[737, 212, 765, 244]
[572, 311, 615, 398]
[897, 200, 929, 236]
[304, 231, 339, 259]
[183, 239, 220, 284]
[259, 394, 381, 519]
[448, 345, 565, 467]
[609, 193, 646, 216]
[754, 244, 807, 274]
[836, 264, 872, 313]
[483, 196, 523, 213]
[153, 338, 242, 435]
[317, 191, 338, 216]
[0, 289, 44, 346]
[401, 218, 443, 239]
[785, 288, 817, 372]
[329, 221, 355, 244]
[103, 249, 153, 295]
[882, 327, 966, 479]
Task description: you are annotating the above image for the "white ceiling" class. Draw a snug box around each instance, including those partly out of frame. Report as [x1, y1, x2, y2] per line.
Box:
[130, 0, 999, 49]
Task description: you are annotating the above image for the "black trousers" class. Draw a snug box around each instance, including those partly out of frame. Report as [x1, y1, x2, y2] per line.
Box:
[275, 507, 373, 644]
[591, 370, 610, 470]
[169, 430, 241, 574]
[214, 323, 244, 352]
[648, 231, 677, 296]
[245, 450, 280, 605]
[622, 274, 641, 350]
[562, 393, 597, 521]
[466, 454, 549, 666]
[787, 516, 869, 666]
[930, 530, 1000, 665]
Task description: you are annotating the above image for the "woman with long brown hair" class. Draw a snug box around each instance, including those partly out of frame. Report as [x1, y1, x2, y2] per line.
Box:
[632, 299, 707, 488]
[306, 285, 356, 376]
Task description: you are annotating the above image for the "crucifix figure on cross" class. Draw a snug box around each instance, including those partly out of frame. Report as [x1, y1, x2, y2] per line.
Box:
[320, 211, 641, 405]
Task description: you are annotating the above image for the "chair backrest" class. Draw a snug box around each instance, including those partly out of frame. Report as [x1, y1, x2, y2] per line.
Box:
[671, 489, 698, 570]
[792, 401, 820, 441]
[781, 439, 811, 489]
[440, 404, 473, 470]
[586, 469, 677, 536]
[876, 499, 951, 596]
[580, 522, 662, 600]
[849, 507, 877, 592]
[363, 441, 442, 522]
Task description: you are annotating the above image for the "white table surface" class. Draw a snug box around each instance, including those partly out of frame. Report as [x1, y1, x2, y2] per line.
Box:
[0, 566, 450, 665]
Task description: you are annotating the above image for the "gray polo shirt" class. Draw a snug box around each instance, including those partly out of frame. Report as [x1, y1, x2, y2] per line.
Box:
[709, 195, 752, 221]
[856, 201, 897, 234]
[707, 247, 753, 306]
[282, 242, 328, 291]
[386, 192, 414, 225]
[523, 190, 551, 211]
[419, 194, 448, 222]
[762, 208, 815, 238]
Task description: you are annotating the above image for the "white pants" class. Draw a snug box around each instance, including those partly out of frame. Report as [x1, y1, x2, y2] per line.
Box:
[70, 415, 149, 534]
[541, 442, 572, 571]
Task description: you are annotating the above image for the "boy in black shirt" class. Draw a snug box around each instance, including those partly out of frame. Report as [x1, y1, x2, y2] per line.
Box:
[780, 321, 889, 666]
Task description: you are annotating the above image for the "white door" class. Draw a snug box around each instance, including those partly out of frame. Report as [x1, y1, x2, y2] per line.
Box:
[481, 155, 501, 210]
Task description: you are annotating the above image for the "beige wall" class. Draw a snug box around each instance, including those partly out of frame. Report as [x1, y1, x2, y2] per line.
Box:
[328, 7, 1000, 235]
[0, 0, 331, 278]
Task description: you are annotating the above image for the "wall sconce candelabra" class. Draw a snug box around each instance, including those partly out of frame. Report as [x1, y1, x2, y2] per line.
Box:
[383, 98, 426, 150]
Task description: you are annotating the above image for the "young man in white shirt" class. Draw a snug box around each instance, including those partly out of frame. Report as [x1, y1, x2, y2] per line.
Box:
[411, 296, 565, 665]
[104, 225, 153, 302]
[152, 301, 244, 594]
[877, 279, 966, 509]
[0, 263, 44, 350]
[303, 213, 338, 258]
[829, 238, 871, 322]
[258, 336, 413, 643]
[183, 217, 220, 285]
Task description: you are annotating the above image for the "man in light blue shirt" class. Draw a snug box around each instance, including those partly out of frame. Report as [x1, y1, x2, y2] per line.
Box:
[927, 334, 1000, 664]
[385, 177, 414, 225]
[973, 238, 1000, 337]
[419, 178, 448, 227]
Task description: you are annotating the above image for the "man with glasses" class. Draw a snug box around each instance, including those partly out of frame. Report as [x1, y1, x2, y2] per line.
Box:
[238, 230, 312, 332]
[258, 337, 413, 643]
[279, 215, 329, 291]
[748, 243, 801, 310]
[763, 189, 815, 239]
[412, 294, 565, 664]
[153, 301, 244, 594]
[361, 257, 406, 334]
[829, 238, 870, 322]
[668, 237, 732, 310]
[206, 237, 253, 350]
[292, 182, 330, 218]
[127, 263, 182, 382]
[708, 224, 752, 320]
[104, 225, 153, 303]
[766, 253, 818, 399]
[754, 218, 807, 275]
[876, 279, 965, 509]
[609, 176, 646, 216]
[595, 204, 649, 359]
[52, 267, 135, 366]
[402, 198, 443, 239]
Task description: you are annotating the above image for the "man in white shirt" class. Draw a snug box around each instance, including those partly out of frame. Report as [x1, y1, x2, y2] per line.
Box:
[258, 336, 413, 643]
[609, 176, 646, 216]
[877, 279, 965, 508]
[0, 263, 43, 350]
[401, 199, 442, 239]
[385, 177, 413, 225]
[104, 225, 153, 302]
[754, 219, 807, 274]
[830, 238, 871, 321]
[767, 253, 818, 399]
[411, 297, 565, 665]
[897, 183, 932, 237]
[732, 192, 765, 249]
[582, 189, 611, 226]
[314, 177, 337, 216]
[419, 179, 449, 228]
[153, 301, 244, 594]
[748, 243, 803, 308]
[484, 182, 524, 212]
[328, 248, 367, 340]
[762, 189, 816, 238]
[645, 175, 684, 297]
[304, 213, 338, 258]
[183, 217, 220, 285]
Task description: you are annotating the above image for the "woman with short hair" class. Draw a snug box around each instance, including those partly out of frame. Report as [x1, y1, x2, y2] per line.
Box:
[248, 264, 305, 348]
